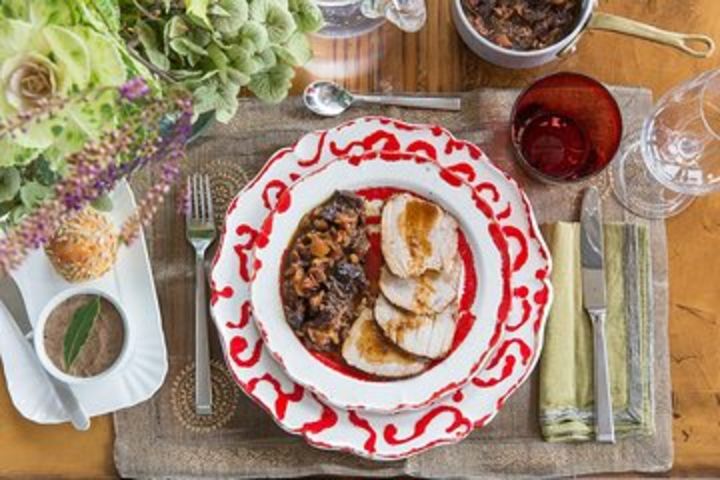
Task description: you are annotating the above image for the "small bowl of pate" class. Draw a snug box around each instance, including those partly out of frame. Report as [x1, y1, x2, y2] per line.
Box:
[34, 287, 132, 384]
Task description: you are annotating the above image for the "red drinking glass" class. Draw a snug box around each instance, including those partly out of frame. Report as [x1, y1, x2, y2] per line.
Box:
[511, 72, 623, 183]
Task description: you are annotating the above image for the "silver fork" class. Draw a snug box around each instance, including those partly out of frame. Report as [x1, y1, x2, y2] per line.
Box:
[185, 174, 216, 415]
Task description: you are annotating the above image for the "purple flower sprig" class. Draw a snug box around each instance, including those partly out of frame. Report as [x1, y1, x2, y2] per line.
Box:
[0, 78, 193, 274]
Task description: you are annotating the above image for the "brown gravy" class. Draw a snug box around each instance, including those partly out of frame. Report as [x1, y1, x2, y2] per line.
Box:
[401, 199, 440, 272]
[356, 309, 418, 366]
[44, 295, 124, 377]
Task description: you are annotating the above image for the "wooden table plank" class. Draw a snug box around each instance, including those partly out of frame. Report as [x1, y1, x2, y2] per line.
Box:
[1, 0, 719, 476]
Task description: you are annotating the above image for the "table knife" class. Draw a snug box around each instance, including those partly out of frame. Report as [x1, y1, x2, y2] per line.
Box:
[580, 187, 616, 443]
[0, 276, 91, 431]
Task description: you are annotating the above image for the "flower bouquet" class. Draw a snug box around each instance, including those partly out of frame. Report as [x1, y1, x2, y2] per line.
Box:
[0, 0, 323, 274]
[0, 0, 160, 227]
[0, 1, 195, 273]
[120, 0, 324, 122]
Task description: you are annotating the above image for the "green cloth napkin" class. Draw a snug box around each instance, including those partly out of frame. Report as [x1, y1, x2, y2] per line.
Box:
[539, 222, 654, 442]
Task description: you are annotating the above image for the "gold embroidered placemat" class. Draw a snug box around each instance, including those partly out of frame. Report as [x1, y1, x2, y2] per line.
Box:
[114, 86, 672, 478]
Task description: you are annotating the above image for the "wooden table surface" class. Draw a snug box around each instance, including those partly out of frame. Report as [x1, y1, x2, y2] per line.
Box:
[1, 0, 719, 477]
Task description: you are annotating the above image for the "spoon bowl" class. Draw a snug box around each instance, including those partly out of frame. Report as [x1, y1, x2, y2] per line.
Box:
[304, 81, 355, 116]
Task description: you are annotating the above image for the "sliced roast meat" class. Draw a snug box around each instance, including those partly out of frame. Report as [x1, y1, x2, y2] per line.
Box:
[374, 294, 456, 360]
[341, 305, 429, 378]
[379, 259, 461, 315]
[381, 193, 458, 278]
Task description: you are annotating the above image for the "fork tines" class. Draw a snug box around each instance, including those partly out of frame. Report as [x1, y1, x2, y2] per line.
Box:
[187, 174, 214, 224]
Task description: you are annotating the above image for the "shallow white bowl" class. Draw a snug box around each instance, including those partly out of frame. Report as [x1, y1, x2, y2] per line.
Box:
[33, 287, 134, 385]
[251, 151, 511, 413]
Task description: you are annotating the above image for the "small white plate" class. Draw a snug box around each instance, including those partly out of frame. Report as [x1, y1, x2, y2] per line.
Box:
[0, 182, 168, 424]
[251, 152, 510, 413]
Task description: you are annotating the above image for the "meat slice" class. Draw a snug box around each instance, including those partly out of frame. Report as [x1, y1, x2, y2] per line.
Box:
[341, 306, 428, 378]
[374, 294, 456, 360]
[379, 258, 461, 315]
[381, 193, 458, 278]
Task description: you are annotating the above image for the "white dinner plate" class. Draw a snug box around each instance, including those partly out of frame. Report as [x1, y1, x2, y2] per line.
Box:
[210, 116, 552, 460]
[251, 152, 511, 413]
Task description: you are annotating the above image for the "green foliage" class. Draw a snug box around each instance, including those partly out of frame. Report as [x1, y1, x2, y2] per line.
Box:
[0, 0, 148, 226]
[121, 0, 324, 122]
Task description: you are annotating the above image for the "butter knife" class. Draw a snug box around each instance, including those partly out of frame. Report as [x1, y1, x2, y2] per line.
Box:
[580, 187, 615, 443]
[0, 276, 90, 431]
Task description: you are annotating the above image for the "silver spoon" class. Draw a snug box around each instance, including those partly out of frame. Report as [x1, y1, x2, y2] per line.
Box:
[303, 80, 461, 117]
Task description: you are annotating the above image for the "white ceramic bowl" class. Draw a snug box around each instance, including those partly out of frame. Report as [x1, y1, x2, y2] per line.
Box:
[250, 151, 511, 413]
[33, 287, 134, 385]
[451, 0, 594, 69]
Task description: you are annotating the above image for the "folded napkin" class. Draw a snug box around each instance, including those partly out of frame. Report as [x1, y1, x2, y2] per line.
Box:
[539, 222, 654, 442]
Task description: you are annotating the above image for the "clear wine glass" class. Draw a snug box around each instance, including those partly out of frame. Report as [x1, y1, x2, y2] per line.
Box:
[612, 68, 720, 219]
[314, 0, 426, 38]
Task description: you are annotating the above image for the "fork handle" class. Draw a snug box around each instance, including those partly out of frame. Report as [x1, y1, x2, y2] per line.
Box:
[195, 254, 213, 415]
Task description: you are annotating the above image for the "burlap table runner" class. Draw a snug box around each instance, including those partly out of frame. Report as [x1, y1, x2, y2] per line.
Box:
[115, 87, 672, 478]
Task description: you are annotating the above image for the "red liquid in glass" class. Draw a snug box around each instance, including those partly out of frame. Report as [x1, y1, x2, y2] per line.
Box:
[517, 112, 592, 181]
[510, 73, 622, 183]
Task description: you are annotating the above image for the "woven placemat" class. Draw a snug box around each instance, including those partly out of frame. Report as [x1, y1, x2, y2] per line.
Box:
[114, 86, 672, 479]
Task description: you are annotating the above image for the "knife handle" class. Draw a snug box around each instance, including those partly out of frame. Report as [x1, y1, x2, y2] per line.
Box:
[47, 375, 91, 431]
[589, 310, 616, 443]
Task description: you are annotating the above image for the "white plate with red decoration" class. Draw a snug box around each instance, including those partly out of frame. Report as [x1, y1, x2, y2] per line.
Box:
[209, 116, 552, 460]
[251, 152, 511, 413]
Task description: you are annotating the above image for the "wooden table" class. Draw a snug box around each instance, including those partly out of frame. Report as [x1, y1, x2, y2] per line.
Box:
[1, 0, 718, 477]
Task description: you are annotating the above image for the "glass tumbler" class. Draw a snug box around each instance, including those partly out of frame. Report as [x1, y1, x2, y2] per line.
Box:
[612, 69, 720, 219]
[510, 72, 623, 184]
[315, 0, 426, 38]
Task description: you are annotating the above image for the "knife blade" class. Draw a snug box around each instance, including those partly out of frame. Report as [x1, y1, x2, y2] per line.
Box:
[580, 187, 615, 443]
[0, 276, 91, 431]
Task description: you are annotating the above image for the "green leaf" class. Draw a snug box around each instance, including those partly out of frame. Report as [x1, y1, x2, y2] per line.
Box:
[0, 140, 40, 168]
[27, 157, 60, 186]
[253, 47, 277, 69]
[63, 296, 101, 370]
[0, 167, 21, 202]
[273, 30, 311, 66]
[248, 0, 272, 21]
[207, 43, 229, 71]
[19, 181, 51, 208]
[165, 15, 190, 41]
[210, 0, 249, 37]
[185, 0, 212, 29]
[91, 194, 113, 212]
[29, 0, 75, 27]
[248, 62, 294, 104]
[169, 37, 208, 57]
[8, 204, 27, 224]
[289, 0, 324, 33]
[209, 4, 231, 17]
[43, 25, 90, 88]
[227, 45, 262, 75]
[0, 18, 34, 58]
[67, 89, 118, 138]
[263, 3, 296, 43]
[236, 20, 269, 53]
[0, 0, 29, 19]
[226, 67, 250, 86]
[137, 21, 171, 70]
[191, 79, 221, 114]
[89, 0, 121, 32]
[78, 27, 127, 86]
[214, 80, 241, 123]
